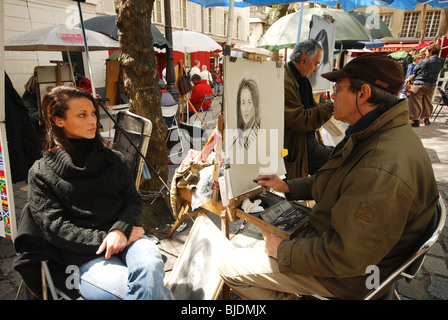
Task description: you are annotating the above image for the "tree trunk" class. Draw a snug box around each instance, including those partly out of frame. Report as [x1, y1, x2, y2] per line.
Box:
[116, 0, 168, 188]
[116, 0, 173, 236]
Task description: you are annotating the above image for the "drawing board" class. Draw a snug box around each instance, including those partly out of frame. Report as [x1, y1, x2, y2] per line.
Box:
[223, 56, 286, 199]
[165, 214, 234, 300]
[308, 14, 336, 93]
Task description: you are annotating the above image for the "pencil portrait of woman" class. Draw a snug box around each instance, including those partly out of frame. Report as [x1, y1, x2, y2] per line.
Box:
[235, 78, 261, 149]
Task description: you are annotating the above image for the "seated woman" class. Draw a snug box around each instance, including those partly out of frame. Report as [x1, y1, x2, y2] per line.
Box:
[189, 74, 213, 114]
[26, 86, 171, 300]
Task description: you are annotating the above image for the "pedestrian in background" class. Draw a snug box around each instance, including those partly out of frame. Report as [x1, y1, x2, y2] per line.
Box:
[213, 66, 223, 96]
[408, 43, 443, 127]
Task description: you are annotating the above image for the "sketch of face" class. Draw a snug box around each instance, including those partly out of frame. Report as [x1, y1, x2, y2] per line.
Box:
[236, 79, 260, 130]
[240, 87, 254, 126]
[235, 78, 261, 150]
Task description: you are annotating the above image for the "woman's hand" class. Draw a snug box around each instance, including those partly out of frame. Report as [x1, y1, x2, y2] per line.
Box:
[96, 229, 128, 259]
[254, 174, 290, 193]
[126, 226, 145, 246]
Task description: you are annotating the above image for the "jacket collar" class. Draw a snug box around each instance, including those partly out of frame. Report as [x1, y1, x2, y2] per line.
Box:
[322, 99, 409, 169]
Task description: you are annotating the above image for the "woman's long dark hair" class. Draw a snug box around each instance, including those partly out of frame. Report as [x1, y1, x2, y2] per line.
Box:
[40, 86, 104, 153]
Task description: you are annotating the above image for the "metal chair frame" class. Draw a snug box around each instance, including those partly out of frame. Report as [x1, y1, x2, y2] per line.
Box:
[190, 94, 216, 127]
[432, 88, 448, 122]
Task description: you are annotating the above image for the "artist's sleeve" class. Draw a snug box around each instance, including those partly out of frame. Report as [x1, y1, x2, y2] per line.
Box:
[285, 176, 314, 201]
[277, 167, 417, 278]
[284, 73, 334, 133]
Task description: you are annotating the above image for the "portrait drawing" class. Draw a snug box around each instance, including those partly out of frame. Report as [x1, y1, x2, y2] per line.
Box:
[165, 214, 234, 300]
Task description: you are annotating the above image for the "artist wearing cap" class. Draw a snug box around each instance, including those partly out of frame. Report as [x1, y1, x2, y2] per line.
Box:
[219, 53, 438, 300]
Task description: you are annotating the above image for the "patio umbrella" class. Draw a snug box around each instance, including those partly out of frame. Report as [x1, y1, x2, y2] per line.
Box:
[348, 11, 392, 39]
[388, 51, 409, 60]
[416, 40, 434, 50]
[4, 24, 119, 52]
[82, 15, 172, 50]
[257, 8, 372, 51]
[172, 30, 222, 53]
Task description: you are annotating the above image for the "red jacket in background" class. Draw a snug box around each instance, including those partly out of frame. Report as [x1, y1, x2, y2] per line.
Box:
[189, 79, 213, 111]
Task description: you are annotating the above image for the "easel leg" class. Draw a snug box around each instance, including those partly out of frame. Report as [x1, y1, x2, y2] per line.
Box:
[167, 203, 190, 238]
[166, 203, 208, 238]
[220, 209, 230, 300]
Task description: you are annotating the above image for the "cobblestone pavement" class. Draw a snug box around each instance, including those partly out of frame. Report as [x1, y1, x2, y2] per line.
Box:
[1, 99, 447, 300]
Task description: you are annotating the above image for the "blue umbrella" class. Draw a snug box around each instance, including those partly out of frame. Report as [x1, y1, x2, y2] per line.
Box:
[245, 0, 448, 11]
[336, 39, 385, 49]
[189, 0, 251, 7]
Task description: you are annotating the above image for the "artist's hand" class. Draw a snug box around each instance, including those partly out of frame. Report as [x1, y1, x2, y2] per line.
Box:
[254, 174, 290, 193]
[126, 226, 145, 246]
[265, 232, 283, 259]
[97, 230, 128, 259]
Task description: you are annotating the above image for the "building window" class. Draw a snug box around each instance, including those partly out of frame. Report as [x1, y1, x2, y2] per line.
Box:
[208, 8, 212, 33]
[182, 0, 187, 28]
[153, 0, 162, 24]
[399, 12, 420, 38]
[236, 17, 241, 39]
[380, 14, 392, 29]
[224, 13, 227, 36]
[425, 11, 441, 38]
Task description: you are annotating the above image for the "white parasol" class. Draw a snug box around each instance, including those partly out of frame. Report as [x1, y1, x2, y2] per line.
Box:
[172, 30, 222, 53]
[4, 24, 119, 52]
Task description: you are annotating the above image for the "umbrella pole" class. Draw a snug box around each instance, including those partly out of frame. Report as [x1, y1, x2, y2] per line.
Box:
[296, 4, 304, 45]
[66, 48, 76, 84]
[225, 0, 235, 54]
[77, 1, 97, 97]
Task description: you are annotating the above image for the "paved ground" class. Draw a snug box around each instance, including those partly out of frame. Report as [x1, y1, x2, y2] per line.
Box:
[1, 96, 447, 300]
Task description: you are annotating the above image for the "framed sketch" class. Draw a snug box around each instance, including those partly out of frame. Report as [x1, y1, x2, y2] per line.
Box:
[308, 14, 336, 93]
[223, 56, 286, 199]
[165, 214, 234, 300]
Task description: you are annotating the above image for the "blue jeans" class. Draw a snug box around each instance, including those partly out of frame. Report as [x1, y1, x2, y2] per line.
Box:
[214, 83, 222, 95]
[77, 235, 171, 300]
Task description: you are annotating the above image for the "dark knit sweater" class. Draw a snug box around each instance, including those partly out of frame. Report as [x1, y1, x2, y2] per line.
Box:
[27, 139, 142, 266]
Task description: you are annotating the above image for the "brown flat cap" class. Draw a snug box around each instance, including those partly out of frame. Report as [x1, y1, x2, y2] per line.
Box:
[321, 53, 404, 94]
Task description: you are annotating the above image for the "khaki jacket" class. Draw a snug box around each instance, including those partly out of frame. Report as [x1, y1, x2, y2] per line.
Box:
[278, 99, 439, 299]
[283, 63, 334, 179]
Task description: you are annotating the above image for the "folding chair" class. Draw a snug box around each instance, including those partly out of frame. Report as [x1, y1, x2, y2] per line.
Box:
[309, 196, 446, 300]
[190, 94, 216, 127]
[14, 204, 83, 300]
[363, 195, 446, 300]
[162, 104, 180, 143]
[432, 88, 448, 122]
[113, 110, 152, 190]
[168, 121, 210, 164]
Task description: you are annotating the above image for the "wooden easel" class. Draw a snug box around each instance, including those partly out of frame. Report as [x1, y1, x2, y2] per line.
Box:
[167, 54, 308, 299]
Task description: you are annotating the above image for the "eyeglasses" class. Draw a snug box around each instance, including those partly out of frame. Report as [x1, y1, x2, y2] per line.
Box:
[333, 84, 351, 95]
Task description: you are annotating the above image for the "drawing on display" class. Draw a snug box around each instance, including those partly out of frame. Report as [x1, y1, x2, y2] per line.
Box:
[233, 78, 261, 150]
[223, 56, 286, 199]
[165, 214, 234, 300]
[308, 14, 336, 92]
